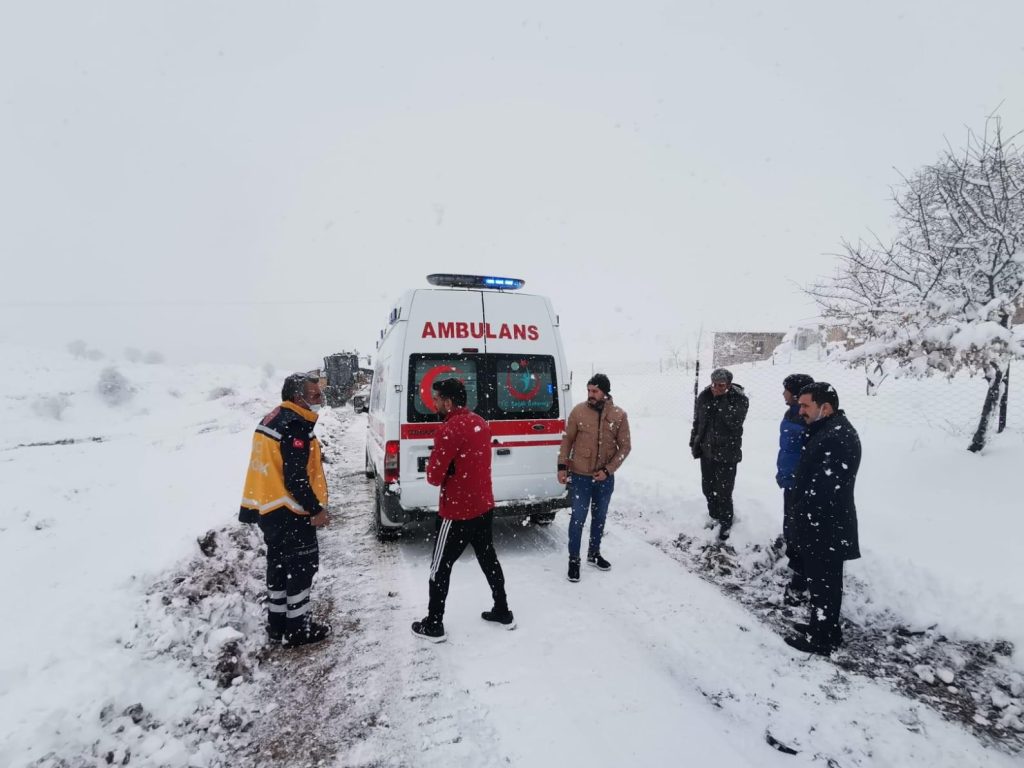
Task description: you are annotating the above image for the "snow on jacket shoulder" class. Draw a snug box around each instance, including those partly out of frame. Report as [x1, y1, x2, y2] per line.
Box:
[426, 406, 495, 521]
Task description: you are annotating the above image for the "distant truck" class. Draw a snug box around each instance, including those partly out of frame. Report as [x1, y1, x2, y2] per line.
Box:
[322, 352, 360, 406]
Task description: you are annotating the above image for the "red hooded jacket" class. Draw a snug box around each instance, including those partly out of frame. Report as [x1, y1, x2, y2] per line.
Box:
[426, 406, 495, 520]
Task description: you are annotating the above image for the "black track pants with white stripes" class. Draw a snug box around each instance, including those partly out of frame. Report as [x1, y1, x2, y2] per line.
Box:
[258, 510, 320, 635]
[427, 510, 507, 626]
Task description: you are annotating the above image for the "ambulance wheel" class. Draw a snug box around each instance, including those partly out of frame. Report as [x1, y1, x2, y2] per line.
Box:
[364, 449, 375, 480]
[374, 485, 400, 541]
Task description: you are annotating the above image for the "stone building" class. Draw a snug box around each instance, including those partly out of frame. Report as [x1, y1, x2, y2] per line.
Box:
[712, 331, 785, 367]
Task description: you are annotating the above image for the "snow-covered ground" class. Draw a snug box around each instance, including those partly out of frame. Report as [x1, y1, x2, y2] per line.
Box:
[2, 342, 1022, 767]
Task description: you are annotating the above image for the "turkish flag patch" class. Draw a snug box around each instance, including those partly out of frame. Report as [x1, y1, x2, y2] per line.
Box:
[292, 438, 306, 449]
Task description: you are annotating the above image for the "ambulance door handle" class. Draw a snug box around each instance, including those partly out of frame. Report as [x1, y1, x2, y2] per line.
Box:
[531, 424, 545, 431]
[496, 448, 511, 456]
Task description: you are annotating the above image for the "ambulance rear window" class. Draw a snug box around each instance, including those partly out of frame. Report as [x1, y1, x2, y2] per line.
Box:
[408, 356, 479, 420]
[406, 353, 558, 422]
[490, 355, 557, 419]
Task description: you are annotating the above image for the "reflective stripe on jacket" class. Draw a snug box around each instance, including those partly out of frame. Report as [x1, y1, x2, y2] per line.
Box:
[239, 401, 327, 522]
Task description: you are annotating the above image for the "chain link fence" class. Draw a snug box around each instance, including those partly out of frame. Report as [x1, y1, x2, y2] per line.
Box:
[570, 358, 1022, 438]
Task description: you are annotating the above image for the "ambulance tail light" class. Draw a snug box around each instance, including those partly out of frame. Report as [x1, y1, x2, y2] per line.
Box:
[384, 441, 400, 483]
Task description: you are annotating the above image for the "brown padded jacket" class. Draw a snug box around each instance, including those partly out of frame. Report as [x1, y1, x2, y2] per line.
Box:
[557, 397, 632, 475]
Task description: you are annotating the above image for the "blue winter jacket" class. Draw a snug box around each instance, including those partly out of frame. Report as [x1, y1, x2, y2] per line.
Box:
[776, 403, 806, 489]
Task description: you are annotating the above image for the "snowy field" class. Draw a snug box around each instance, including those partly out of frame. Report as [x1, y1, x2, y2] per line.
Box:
[2, 342, 1022, 767]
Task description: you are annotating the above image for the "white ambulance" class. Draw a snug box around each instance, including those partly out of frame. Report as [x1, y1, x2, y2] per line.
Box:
[364, 273, 572, 539]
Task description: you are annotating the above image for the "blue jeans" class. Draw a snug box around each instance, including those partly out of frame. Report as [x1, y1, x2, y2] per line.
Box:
[567, 472, 615, 559]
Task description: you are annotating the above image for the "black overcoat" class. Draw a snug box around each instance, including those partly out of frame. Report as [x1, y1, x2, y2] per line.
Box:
[788, 410, 862, 562]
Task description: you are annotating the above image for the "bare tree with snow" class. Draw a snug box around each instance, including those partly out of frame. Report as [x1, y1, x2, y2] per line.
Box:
[809, 116, 1024, 452]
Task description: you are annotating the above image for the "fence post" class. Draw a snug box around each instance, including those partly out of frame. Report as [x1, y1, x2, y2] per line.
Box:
[998, 363, 1010, 433]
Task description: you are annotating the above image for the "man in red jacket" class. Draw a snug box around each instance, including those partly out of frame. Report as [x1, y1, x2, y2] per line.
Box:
[412, 378, 514, 642]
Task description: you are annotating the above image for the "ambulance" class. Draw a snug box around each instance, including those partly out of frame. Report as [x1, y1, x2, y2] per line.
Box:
[364, 273, 572, 539]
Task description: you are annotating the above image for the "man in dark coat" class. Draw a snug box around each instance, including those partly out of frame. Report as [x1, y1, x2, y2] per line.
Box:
[777, 373, 814, 606]
[689, 368, 749, 541]
[784, 381, 861, 656]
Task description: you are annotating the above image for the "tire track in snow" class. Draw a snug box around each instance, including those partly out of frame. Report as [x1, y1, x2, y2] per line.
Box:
[242, 408, 503, 767]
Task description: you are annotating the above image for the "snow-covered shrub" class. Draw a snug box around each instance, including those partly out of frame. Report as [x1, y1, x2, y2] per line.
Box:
[67, 339, 88, 359]
[97, 367, 135, 406]
[33, 394, 70, 420]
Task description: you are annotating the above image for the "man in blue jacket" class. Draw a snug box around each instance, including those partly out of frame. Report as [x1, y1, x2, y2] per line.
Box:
[777, 373, 814, 607]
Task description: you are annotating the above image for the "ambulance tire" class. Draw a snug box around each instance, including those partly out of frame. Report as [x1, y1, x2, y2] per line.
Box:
[364, 448, 375, 479]
[374, 483, 400, 542]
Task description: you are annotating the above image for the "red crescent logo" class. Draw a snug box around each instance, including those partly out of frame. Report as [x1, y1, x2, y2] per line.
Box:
[419, 365, 460, 412]
[505, 369, 542, 401]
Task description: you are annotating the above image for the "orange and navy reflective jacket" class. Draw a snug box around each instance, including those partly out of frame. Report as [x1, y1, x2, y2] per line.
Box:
[239, 401, 328, 523]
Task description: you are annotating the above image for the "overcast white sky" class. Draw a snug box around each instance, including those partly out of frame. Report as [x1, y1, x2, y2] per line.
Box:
[3, 1, 1023, 370]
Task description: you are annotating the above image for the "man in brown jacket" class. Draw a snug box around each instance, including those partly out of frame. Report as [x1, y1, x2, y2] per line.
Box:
[557, 373, 632, 582]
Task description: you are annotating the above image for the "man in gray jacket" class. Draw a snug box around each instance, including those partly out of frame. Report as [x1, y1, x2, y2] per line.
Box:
[689, 368, 749, 541]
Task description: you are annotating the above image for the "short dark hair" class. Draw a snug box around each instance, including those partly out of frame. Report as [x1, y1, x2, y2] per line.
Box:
[432, 377, 467, 407]
[799, 381, 839, 411]
[282, 372, 317, 402]
[587, 373, 611, 394]
[783, 373, 814, 396]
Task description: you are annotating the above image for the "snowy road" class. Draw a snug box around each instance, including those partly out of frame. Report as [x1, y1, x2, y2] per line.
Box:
[5, 350, 1021, 768]
[243, 407, 1017, 768]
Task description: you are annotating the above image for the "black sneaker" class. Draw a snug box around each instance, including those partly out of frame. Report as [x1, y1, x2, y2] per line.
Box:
[586, 553, 612, 571]
[567, 558, 581, 583]
[283, 620, 331, 648]
[411, 618, 447, 643]
[481, 607, 516, 630]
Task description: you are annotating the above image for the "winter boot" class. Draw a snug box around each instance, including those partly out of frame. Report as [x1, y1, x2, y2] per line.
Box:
[267, 624, 284, 644]
[784, 631, 838, 656]
[567, 557, 581, 583]
[481, 606, 516, 630]
[586, 553, 612, 571]
[283, 619, 331, 649]
[411, 618, 447, 643]
[783, 585, 808, 607]
[791, 622, 842, 648]
[717, 523, 732, 542]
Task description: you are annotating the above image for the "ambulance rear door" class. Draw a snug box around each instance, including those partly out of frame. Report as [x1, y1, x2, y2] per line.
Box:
[481, 291, 567, 504]
[398, 288, 485, 510]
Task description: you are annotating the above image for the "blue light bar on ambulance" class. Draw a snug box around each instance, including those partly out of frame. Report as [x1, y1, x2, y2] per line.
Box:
[426, 273, 525, 290]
